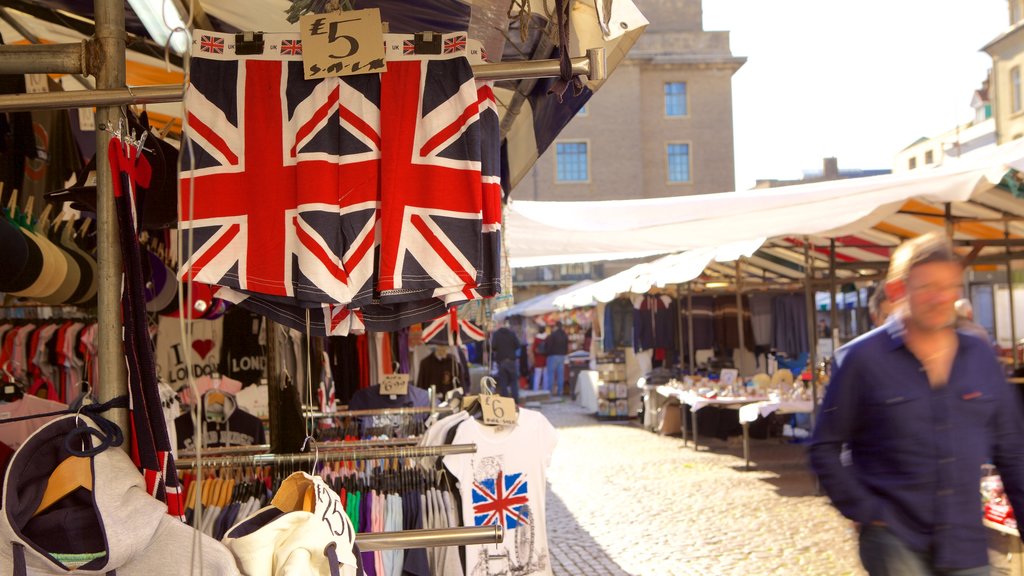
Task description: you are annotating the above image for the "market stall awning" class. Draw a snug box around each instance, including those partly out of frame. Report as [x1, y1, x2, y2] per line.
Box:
[0, 0, 648, 192]
[505, 137, 1024, 268]
[494, 279, 594, 319]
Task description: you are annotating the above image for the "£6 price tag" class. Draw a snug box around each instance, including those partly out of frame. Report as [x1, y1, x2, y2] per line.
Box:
[380, 373, 409, 396]
[481, 395, 517, 426]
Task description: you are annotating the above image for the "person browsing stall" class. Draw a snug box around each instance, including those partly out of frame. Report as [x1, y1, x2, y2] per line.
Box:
[809, 232, 1024, 575]
[490, 319, 521, 403]
[544, 321, 569, 397]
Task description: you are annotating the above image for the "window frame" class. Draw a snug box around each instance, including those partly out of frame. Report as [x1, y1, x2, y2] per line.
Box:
[664, 81, 688, 118]
[666, 141, 693, 184]
[554, 140, 591, 183]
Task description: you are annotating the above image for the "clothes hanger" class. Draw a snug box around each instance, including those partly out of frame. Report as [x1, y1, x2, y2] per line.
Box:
[33, 408, 95, 517]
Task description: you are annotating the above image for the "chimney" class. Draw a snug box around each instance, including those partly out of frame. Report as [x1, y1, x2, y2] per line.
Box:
[823, 157, 839, 180]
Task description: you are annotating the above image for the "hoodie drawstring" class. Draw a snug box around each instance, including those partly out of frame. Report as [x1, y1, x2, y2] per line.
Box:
[12, 542, 117, 575]
[13, 542, 25, 576]
[324, 542, 342, 576]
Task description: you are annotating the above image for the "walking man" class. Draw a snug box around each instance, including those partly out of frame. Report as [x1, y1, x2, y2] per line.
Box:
[809, 232, 1024, 575]
[490, 319, 521, 403]
[544, 321, 569, 397]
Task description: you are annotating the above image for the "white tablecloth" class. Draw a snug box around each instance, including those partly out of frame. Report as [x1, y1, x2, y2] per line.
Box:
[737, 400, 815, 423]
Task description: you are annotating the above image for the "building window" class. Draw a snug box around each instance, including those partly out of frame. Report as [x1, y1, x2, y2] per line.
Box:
[908, 157, 917, 170]
[556, 141, 589, 182]
[667, 143, 691, 182]
[665, 82, 687, 117]
[1013, 66, 1022, 114]
[924, 150, 934, 164]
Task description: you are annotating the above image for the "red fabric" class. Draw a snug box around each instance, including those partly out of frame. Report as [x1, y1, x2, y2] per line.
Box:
[532, 337, 547, 368]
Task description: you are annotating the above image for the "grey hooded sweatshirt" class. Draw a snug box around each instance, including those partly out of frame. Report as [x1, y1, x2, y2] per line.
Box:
[0, 414, 240, 575]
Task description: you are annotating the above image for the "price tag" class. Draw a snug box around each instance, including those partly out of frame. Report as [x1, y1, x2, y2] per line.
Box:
[25, 74, 49, 94]
[380, 373, 409, 396]
[481, 395, 517, 426]
[461, 394, 478, 410]
[77, 107, 96, 131]
[299, 8, 386, 80]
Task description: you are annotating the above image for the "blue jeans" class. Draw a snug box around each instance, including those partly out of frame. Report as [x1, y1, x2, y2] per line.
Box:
[496, 359, 519, 403]
[545, 355, 566, 396]
[859, 525, 989, 576]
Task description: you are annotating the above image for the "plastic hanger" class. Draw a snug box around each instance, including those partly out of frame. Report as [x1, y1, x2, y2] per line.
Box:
[33, 408, 95, 517]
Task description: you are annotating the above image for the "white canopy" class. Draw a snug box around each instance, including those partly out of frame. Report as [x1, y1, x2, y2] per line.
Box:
[505, 137, 1024, 267]
[494, 279, 595, 319]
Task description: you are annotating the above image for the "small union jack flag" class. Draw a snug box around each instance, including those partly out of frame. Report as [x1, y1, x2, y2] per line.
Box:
[472, 470, 530, 529]
[443, 34, 466, 54]
[280, 39, 302, 55]
[200, 35, 224, 54]
[402, 39, 416, 55]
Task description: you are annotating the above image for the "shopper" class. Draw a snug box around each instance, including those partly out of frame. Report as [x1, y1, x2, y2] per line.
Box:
[954, 298, 992, 343]
[868, 283, 893, 326]
[490, 319, 521, 403]
[809, 232, 1024, 575]
[544, 321, 569, 397]
[532, 326, 548, 391]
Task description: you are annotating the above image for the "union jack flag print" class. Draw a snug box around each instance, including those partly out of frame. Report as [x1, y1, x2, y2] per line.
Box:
[377, 58, 486, 303]
[179, 57, 381, 307]
[200, 35, 224, 54]
[443, 34, 466, 54]
[280, 39, 302, 55]
[472, 470, 530, 529]
[421, 308, 486, 346]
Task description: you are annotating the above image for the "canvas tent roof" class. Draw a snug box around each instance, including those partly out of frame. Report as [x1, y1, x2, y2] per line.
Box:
[494, 279, 594, 319]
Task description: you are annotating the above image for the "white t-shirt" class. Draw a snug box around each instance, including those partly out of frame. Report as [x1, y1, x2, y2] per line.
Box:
[156, 316, 224, 390]
[442, 408, 558, 576]
[235, 384, 269, 420]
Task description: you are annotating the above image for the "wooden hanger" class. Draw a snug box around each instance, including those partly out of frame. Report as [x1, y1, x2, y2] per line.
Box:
[33, 456, 92, 516]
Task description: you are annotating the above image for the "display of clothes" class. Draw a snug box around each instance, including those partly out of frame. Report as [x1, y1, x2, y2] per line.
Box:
[602, 298, 634, 350]
[631, 294, 678, 363]
[156, 315, 224, 390]
[713, 295, 755, 352]
[426, 406, 559, 576]
[174, 390, 266, 450]
[0, 414, 238, 575]
[179, 30, 501, 336]
[343, 383, 430, 440]
[0, 319, 96, 404]
[219, 306, 267, 387]
[416, 347, 468, 396]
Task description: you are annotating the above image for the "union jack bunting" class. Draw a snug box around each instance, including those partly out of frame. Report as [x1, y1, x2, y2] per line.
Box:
[377, 58, 485, 304]
[199, 35, 224, 54]
[472, 470, 530, 529]
[179, 57, 381, 307]
[280, 39, 302, 55]
[421, 308, 486, 346]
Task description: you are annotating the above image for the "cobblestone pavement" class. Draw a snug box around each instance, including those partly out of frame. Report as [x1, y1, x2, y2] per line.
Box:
[537, 401, 864, 576]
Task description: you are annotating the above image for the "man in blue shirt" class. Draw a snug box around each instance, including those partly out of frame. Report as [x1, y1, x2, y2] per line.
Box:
[809, 232, 1024, 575]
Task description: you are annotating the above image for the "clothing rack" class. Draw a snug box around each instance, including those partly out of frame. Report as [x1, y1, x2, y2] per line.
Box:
[331, 405, 456, 418]
[178, 437, 422, 459]
[356, 525, 503, 552]
[0, 48, 606, 112]
[176, 442, 476, 469]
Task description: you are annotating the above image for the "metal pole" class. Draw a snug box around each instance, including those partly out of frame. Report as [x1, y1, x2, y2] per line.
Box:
[803, 238, 818, 430]
[357, 526, 503, 552]
[0, 8, 94, 90]
[94, 0, 128, 448]
[0, 84, 185, 112]
[735, 259, 745, 379]
[0, 42, 88, 75]
[687, 283, 695, 375]
[945, 203, 954, 238]
[0, 49, 606, 112]
[1007, 224, 1019, 371]
[829, 238, 839, 345]
[675, 284, 684, 371]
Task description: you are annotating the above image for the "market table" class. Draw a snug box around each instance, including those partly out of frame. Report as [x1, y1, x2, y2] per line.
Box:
[737, 399, 815, 470]
[656, 387, 766, 451]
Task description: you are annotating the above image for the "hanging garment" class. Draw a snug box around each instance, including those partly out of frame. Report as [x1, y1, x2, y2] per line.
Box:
[442, 408, 558, 576]
[156, 315, 224, 390]
[0, 414, 239, 575]
[174, 392, 265, 450]
[713, 294, 755, 352]
[0, 395, 67, 449]
[218, 306, 267, 386]
[603, 298, 633, 350]
[749, 293, 774, 347]
[223, 472, 360, 576]
[771, 294, 809, 358]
